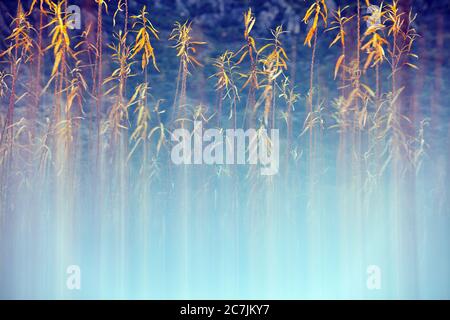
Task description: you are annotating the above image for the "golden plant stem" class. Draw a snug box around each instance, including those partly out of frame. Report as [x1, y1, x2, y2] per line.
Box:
[272, 81, 276, 129]
[180, 60, 188, 122]
[374, 63, 381, 174]
[392, 31, 397, 97]
[144, 65, 149, 117]
[287, 30, 298, 156]
[340, 23, 347, 97]
[172, 59, 186, 127]
[308, 30, 318, 170]
[124, 0, 128, 34]
[355, 0, 361, 119]
[6, 47, 18, 144]
[246, 41, 257, 128]
[353, 0, 362, 163]
[376, 64, 380, 108]
[123, 0, 129, 113]
[390, 28, 399, 169]
[96, 3, 103, 160]
[30, 9, 44, 138]
[351, 0, 361, 159]
[337, 31, 347, 189]
[264, 84, 273, 128]
[309, 31, 317, 116]
[114, 65, 126, 144]
[172, 60, 182, 109]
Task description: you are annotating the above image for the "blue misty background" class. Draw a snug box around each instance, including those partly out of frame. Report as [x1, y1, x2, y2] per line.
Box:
[0, 0, 449, 299]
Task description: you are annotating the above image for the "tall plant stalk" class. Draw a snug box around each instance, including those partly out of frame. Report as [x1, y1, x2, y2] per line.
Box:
[169, 21, 205, 127]
[302, 0, 328, 168]
[235, 8, 259, 128]
[94, 0, 108, 160]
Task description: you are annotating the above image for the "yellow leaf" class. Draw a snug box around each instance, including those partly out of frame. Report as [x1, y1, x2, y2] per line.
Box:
[329, 34, 341, 48]
[334, 54, 345, 79]
[52, 51, 62, 76]
[406, 63, 418, 70]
